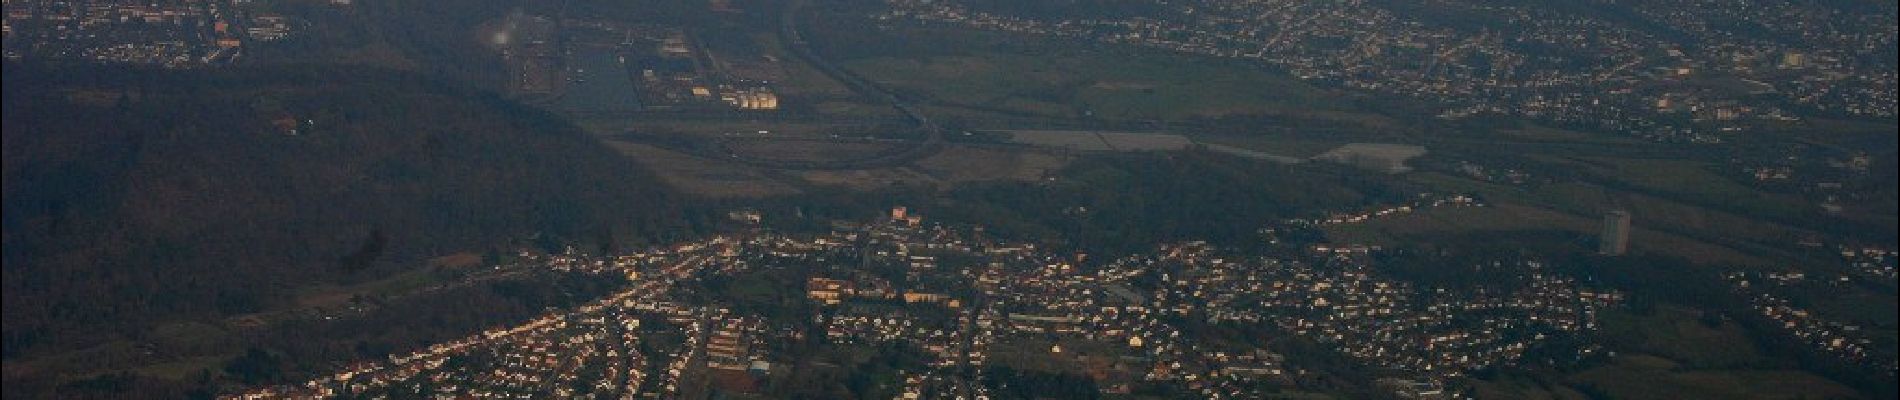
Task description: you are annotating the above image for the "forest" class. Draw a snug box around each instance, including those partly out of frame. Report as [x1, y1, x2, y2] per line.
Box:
[1, 62, 698, 376]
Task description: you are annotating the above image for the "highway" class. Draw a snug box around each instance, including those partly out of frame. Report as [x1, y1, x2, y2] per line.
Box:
[715, 0, 946, 170]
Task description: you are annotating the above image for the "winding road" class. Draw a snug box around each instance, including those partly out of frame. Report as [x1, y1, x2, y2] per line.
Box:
[705, 0, 946, 170]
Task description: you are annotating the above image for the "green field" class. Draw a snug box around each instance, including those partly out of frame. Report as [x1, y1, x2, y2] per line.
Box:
[1490, 125, 1648, 145]
[1567, 355, 1859, 400]
[291, 264, 452, 310]
[1782, 286, 1900, 360]
[1192, 134, 1357, 158]
[839, 47, 1372, 122]
[1598, 306, 1769, 369]
[1323, 199, 1779, 266]
[1582, 157, 1814, 220]
[1397, 164, 1826, 268]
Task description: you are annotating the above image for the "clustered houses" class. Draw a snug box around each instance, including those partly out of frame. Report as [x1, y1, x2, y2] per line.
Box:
[1284, 192, 1483, 227]
[1455, 161, 1537, 186]
[1839, 246, 1896, 281]
[233, 235, 785, 399]
[1727, 271, 1897, 378]
[1110, 243, 1619, 385]
[810, 217, 995, 399]
[983, 253, 1295, 398]
[239, 206, 1630, 399]
[3, 0, 306, 66]
[823, 307, 987, 399]
[1720, 145, 1884, 225]
[234, 288, 659, 399]
[880, 0, 1896, 142]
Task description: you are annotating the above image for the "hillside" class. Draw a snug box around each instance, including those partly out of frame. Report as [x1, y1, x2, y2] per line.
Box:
[1, 63, 688, 364]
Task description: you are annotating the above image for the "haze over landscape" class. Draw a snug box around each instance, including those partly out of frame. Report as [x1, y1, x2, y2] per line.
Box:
[2, 1, 1895, 399]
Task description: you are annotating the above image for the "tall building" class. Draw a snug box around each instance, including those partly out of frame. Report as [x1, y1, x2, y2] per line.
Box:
[1599, 210, 1631, 256]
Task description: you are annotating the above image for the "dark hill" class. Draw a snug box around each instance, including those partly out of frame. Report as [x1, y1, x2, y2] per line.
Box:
[1, 63, 688, 360]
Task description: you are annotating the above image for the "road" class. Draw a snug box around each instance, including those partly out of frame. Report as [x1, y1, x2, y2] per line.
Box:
[711, 0, 946, 171]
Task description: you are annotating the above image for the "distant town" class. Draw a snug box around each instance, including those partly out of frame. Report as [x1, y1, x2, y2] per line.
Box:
[1, 0, 320, 66]
[14, 0, 1894, 139]
[881, 0, 1897, 142]
[3, 1, 1891, 399]
[227, 201, 1651, 399]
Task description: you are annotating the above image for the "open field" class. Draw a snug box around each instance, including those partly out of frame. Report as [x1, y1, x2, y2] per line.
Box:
[1425, 132, 1872, 256]
[996, 130, 1194, 152]
[1399, 169, 1845, 267]
[599, 133, 1068, 197]
[583, 120, 884, 140]
[1567, 355, 1859, 400]
[838, 46, 1382, 123]
[1576, 157, 1815, 220]
[264, 255, 476, 313]
[910, 145, 1069, 183]
[1098, 132, 1195, 151]
[1313, 143, 1428, 173]
[1467, 375, 1592, 400]
[1201, 143, 1308, 164]
[997, 130, 1109, 151]
[995, 130, 1352, 164]
[1191, 134, 1359, 159]
[790, 144, 1068, 191]
[602, 140, 803, 198]
[809, 100, 900, 118]
[1491, 124, 1648, 145]
[1323, 203, 1778, 266]
[1511, 180, 1818, 258]
[791, 167, 943, 191]
[745, 32, 857, 99]
[724, 140, 906, 163]
[1598, 306, 1769, 368]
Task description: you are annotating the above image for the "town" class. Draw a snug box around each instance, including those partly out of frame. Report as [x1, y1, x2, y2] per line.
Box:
[4, 1, 1893, 399]
[232, 205, 1630, 399]
[880, 0, 1897, 143]
[1, 0, 311, 66]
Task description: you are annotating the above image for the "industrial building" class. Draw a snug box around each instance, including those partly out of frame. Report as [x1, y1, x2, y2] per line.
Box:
[1599, 210, 1631, 256]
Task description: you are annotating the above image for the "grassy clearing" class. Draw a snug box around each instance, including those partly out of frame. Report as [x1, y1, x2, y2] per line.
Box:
[911, 145, 1069, 183]
[1567, 354, 1859, 400]
[841, 48, 1370, 122]
[1598, 306, 1768, 368]
[129, 355, 230, 380]
[1190, 134, 1353, 158]
[1467, 374, 1591, 400]
[584, 120, 869, 139]
[1584, 157, 1812, 218]
[1491, 124, 1647, 145]
[724, 140, 905, 163]
[746, 32, 856, 99]
[292, 266, 442, 309]
[1323, 201, 1777, 266]
[810, 100, 898, 117]
[601, 140, 802, 198]
[1403, 170, 1820, 267]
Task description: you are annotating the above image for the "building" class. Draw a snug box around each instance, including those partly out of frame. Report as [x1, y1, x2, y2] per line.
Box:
[1779, 51, 1806, 69]
[721, 88, 779, 110]
[1599, 210, 1631, 256]
[807, 278, 855, 305]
